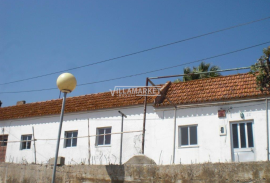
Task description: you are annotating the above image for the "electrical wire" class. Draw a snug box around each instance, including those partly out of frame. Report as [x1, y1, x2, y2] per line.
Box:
[4, 130, 143, 143]
[1, 16, 270, 86]
[0, 41, 269, 94]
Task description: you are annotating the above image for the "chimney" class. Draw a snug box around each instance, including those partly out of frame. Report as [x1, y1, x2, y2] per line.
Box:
[0, 101, 2, 107]
[17, 100, 26, 105]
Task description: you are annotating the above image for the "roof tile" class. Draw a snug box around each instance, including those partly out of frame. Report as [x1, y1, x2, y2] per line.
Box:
[157, 73, 270, 106]
[1, 73, 270, 120]
[0, 90, 155, 120]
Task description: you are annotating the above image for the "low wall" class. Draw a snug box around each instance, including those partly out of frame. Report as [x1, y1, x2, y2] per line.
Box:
[0, 162, 270, 183]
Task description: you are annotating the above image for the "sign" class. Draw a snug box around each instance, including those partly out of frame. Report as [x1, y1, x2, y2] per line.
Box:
[218, 110, 226, 118]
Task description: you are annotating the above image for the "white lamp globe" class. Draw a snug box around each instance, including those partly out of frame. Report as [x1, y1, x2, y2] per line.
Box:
[56, 73, 77, 93]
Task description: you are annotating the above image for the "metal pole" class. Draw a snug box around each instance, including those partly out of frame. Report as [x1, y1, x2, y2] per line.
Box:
[120, 115, 124, 165]
[1, 128, 4, 162]
[173, 107, 177, 164]
[88, 119, 91, 165]
[52, 92, 67, 183]
[142, 78, 149, 154]
[266, 99, 269, 161]
[32, 126, 36, 164]
[118, 111, 127, 165]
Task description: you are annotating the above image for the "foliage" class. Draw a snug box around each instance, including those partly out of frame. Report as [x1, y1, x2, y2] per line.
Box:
[173, 78, 181, 83]
[174, 62, 221, 83]
[249, 46, 270, 92]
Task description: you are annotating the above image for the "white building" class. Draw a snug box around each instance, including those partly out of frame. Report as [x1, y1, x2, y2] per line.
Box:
[0, 73, 269, 165]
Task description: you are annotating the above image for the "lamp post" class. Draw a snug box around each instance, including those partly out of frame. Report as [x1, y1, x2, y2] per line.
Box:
[52, 73, 77, 183]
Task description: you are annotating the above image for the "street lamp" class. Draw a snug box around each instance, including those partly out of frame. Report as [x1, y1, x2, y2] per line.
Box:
[52, 73, 77, 183]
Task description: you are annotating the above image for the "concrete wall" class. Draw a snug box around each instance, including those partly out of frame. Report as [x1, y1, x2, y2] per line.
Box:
[0, 100, 269, 165]
[0, 162, 270, 183]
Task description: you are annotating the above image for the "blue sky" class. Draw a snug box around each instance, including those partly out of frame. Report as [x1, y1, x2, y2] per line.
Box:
[0, 1, 269, 107]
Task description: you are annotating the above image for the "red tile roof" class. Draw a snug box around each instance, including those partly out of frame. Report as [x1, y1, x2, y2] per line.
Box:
[0, 73, 269, 121]
[158, 73, 270, 106]
[0, 91, 155, 121]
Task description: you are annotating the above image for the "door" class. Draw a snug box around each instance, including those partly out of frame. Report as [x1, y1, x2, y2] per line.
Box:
[231, 122, 255, 162]
[0, 135, 8, 162]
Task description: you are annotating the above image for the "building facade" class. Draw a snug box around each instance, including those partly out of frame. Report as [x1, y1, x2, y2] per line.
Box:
[0, 73, 270, 165]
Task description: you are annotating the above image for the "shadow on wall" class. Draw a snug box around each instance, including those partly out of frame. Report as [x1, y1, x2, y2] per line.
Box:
[105, 164, 125, 183]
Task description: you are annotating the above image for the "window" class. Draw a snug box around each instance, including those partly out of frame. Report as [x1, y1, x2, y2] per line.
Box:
[0, 135, 8, 147]
[64, 131, 78, 148]
[232, 122, 254, 149]
[96, 127, 111, 146]
[179, 125, 198, 147]
[20, 135, 32, 150]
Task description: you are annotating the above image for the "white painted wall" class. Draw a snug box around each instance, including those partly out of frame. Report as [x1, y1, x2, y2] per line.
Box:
[0, 106, 146, 165]
[146, 101, 268, 164]
[0, 101, 269, 165]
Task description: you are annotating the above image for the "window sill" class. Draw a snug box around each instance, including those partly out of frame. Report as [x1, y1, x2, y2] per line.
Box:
[178, 145, 199, 149]
[95, 145, 111, 148]
[20, 149, 31, 151]
[233, 148, 254, 152]
[64, 146, 77, 148]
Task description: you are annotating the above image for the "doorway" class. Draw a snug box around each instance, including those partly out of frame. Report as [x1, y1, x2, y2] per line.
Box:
[230, 122, 255, 162]
[0, 135, 8, 162]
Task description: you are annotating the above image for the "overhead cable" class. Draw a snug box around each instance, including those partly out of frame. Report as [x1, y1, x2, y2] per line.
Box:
[1, 41, 269, 94]
[1, 16, 270, 86]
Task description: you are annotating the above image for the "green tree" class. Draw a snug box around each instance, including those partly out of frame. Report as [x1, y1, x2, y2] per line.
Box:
[174, 62, 221, 82]
[250, 46, 270, 92]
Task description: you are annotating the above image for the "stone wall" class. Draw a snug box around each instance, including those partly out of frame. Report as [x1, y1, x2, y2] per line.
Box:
[0, 162, 270, 183]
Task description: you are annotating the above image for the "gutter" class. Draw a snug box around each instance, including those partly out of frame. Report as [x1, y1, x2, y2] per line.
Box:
[154, 98, 269, 111]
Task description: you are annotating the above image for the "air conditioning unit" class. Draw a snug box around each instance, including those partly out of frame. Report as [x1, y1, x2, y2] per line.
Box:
[49, 156, 65, 166]
[220, 125, 226, 136]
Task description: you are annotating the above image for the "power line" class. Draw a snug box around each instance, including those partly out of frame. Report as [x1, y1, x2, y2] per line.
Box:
[4, 130, 142, 143]
[148, 66, 251, 79]
[1, 16, 270, 86]
[1, 41, 269, 94]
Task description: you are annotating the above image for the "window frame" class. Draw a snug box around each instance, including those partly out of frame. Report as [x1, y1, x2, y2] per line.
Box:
[20, 134, 32, 150]
[231, 121, 254, 149]
[96, 127, 112, 147]
[0, 135, 8, 147]
[178, 125, 198, 148]
[64, 131, 78, 148]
